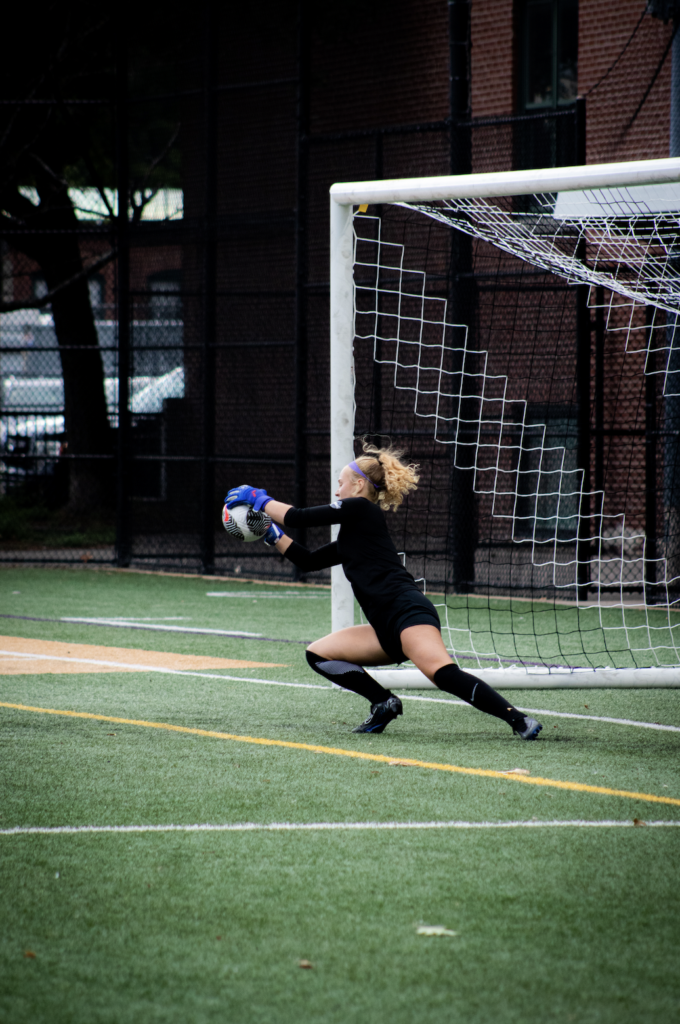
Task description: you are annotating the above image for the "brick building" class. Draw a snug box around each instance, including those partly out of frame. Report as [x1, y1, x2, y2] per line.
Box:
[171, 0, 674, 592]
[2, 0, 676, 589]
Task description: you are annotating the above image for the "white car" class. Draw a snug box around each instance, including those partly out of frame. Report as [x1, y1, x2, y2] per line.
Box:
[0, 367, 185, 470]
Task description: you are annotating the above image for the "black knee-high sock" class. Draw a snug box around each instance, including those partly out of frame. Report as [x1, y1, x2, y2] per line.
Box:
[433, 664, 525, 726]
[306, 651, 393, 705]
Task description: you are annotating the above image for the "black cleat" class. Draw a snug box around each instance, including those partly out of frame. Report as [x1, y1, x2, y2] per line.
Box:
[352, 696, 403, 734]
[513, 716, 542, 740]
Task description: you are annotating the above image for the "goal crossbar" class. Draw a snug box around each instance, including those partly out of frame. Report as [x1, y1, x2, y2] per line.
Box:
[330, 156, 680, 206]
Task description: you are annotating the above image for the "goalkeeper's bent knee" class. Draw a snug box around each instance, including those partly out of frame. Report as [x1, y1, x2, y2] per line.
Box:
[306, 650, 393, 704]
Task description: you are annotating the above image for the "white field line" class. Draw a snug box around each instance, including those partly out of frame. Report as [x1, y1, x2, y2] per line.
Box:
[0, 649, 323, 689]
[397, 694, 680, 733]
[206, 592, 329, 599]
[62, 618, 262, 637]
[2, 819, 680, 836]
[1, 647, 678, 732]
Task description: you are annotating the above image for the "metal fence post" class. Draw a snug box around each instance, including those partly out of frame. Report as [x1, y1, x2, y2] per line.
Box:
[115, 24, 131, 568]
[594, 284, 605, 584]
[575, 95, 590, 600]
[370, 132, 384, 439]
[645, 305, 658, 601]
[201, 0, 218, 575]
[294, 0, 310, 561]
[576, 281, 592, 599]
[447, 0, 476, 594]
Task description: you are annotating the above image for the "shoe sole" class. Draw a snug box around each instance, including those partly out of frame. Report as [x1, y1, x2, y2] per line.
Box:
[520, 722, 542, 740]
[352, 707, 402, 734]
[352, 719, 392, 733]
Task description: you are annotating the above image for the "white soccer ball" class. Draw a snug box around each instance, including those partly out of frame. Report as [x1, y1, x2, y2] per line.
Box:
[221, 503, 271, 542]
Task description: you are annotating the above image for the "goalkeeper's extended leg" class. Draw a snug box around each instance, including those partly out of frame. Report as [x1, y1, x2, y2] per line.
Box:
[432, 663, 541, 738]
[401, 624, 542, 739]
[306, 651, 403, 734]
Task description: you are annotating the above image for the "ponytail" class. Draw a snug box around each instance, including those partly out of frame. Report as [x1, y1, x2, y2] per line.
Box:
[352, 441, 419, 512]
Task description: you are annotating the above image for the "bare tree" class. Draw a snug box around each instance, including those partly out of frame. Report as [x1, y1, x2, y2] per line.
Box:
[0, 3, 182, 512]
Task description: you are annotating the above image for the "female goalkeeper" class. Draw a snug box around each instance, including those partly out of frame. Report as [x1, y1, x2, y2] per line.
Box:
[225, 444, 541, 739]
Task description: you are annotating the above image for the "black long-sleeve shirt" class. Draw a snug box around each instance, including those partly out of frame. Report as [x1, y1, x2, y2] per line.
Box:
[283, 497, 424, 632]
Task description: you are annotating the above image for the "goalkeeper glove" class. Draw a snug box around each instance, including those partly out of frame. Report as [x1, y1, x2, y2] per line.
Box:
[263, 522, 284, 547]
[225, 484, 271, 510]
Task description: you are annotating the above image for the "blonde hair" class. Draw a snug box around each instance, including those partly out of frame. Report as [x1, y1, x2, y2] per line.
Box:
[352, 441, 419, 512]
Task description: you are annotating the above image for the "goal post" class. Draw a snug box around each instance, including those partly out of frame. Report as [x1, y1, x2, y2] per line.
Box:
[329, 156, 680, 689]
[329, 199, 356, 635]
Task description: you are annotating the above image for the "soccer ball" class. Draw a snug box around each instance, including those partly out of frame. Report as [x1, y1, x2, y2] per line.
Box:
[221, 503, 271, 542]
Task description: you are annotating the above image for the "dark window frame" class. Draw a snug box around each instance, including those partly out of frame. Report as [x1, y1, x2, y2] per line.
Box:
[517, 0, 579, 113]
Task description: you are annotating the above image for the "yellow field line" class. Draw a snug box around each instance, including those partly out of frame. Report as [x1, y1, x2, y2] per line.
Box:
[2, 700, 679, 808]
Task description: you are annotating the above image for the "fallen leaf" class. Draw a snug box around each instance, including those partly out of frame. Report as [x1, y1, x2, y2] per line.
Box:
[388, 759, 413, 767]
[216, 936, 222, 940]
[633, 818, 647, 827]
[299, 959, 313, 969]
[416, 925, 457, 937]
[498, 768, 530, 776]
[24, 950, 36, 959]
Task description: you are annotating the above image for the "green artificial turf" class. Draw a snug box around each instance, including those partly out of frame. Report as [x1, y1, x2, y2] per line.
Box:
[1, 566, 679, 1023]
[3, 562, 679, 668]
[3, 830, 679, 1024]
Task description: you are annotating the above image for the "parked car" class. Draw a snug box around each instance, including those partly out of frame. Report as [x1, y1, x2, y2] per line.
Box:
[0, 367, 185, 476]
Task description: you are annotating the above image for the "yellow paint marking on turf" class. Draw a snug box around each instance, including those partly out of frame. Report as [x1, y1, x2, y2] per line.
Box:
[0, 637, 285, 673]
[2, 701, 680, 808]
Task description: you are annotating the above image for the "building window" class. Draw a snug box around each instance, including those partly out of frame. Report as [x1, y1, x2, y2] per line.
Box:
[148, 271, 182, 321]
[32, 273, 48, 303]
[88, 275, 104, 317]
[515, 0, 578, 169]
[519, 0, 578, 112]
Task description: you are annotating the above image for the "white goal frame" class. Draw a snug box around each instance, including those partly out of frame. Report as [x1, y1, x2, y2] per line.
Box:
[329, 157, 680, 689]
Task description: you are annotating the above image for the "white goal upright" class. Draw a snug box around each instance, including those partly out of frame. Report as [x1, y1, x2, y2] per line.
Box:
[329, 157, 680, 689]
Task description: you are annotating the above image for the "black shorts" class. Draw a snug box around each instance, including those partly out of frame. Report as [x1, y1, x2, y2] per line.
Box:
[372, 593, 441, 665]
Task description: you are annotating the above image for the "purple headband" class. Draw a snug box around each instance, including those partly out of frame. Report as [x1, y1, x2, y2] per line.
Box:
[349, 460, 380, 491]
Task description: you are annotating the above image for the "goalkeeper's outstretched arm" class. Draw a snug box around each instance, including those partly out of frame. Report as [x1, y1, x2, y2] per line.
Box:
[261, 514, 340, 572]
[264, 499, 293, 525]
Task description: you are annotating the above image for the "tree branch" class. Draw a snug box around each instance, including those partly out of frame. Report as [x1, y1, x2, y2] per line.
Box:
[139, 122, 181, 193]
[0, 247, 116, 313]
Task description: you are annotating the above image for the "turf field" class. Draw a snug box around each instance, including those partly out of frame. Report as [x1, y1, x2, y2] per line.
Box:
[1, 565, 679, 1024]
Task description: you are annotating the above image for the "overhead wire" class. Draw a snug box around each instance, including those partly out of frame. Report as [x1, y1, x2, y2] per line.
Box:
[584, 3, 651, 96]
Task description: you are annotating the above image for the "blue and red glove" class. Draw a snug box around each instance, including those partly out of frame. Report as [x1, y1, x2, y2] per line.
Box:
[224, 485, 272, 511]
[263, 522, 284, 547]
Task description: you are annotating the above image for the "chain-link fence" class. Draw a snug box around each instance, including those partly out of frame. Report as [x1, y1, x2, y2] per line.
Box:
[0, 1, 668, 599]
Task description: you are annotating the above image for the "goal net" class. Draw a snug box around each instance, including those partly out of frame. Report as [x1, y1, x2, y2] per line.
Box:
[329, 158, 680, 689]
